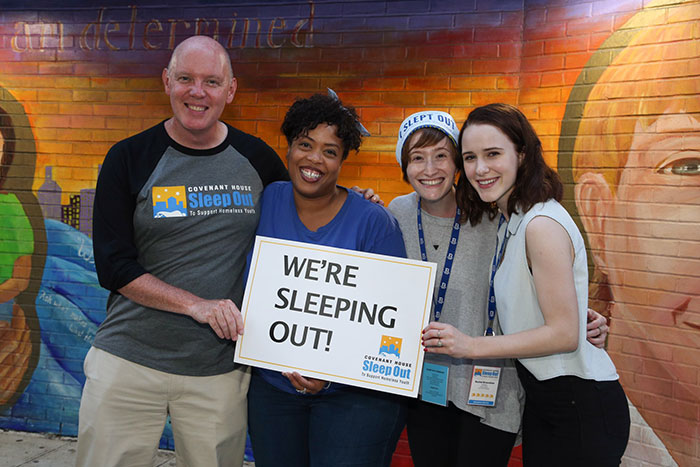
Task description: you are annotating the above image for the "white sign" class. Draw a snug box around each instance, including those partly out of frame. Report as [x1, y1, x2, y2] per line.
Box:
[234, 236, 437, 397]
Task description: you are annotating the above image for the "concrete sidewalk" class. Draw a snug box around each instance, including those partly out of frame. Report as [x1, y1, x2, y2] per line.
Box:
[0, 429, 253, 467]
[0, 429, 176, 467]
[0, 429, 257, 466]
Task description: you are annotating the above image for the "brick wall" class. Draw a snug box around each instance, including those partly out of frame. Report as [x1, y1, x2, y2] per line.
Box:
[0, 0, 697, 465]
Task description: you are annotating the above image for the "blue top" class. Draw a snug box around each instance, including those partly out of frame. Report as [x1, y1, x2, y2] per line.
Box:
[250, 181, 407, 394]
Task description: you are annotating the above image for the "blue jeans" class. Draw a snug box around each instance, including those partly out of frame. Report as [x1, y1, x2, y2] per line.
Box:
[248, 371, 406, 467]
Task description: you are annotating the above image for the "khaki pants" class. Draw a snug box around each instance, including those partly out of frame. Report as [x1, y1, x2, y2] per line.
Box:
[77, 347, 251, 467]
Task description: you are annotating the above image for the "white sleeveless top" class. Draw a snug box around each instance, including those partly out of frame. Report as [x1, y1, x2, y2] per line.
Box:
[494, 200, 618, 381]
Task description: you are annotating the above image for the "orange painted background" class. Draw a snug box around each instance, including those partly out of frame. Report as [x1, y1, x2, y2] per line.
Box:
[0, 0, 698, 465]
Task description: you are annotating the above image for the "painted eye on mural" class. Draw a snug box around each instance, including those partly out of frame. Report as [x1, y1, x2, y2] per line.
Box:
[656, 156, 700, 176]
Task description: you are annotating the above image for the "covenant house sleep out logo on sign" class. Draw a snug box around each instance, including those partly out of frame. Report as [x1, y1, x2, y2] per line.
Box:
[152, 184, 256, 218]
[361, 335, 413, 384]
[379, 335, 402, 358]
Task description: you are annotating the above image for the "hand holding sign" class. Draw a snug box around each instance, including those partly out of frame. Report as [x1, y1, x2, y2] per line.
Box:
[188, 298, 243, 340]
[283, 371, 327, 395]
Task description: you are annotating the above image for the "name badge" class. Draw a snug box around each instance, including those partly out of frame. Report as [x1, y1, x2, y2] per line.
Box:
[420, 362, 448, 406]
[467, 365, 501, 407]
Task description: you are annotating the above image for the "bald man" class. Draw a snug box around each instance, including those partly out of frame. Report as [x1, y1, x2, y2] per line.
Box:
[77, 36, 289, 466]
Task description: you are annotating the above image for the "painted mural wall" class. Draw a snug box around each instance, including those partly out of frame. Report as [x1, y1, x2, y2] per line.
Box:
[0, 0, 697, 465]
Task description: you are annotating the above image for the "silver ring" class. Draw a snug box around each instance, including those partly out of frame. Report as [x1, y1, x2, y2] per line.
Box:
[437, 330, 441, 338]
[438, 339, 442, 347]
[296, 388, 307, 394]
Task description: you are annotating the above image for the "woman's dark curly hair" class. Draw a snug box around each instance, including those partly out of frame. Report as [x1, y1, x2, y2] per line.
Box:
[281, 93, 363, 160]
[456, 103, 563, 225]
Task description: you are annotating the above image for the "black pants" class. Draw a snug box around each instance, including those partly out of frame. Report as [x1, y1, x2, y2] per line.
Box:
[406, 399, 517, 467]
[516, 361, 630, 467]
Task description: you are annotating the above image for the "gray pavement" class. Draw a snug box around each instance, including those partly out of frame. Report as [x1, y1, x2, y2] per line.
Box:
[0, 429, 255, 467]
[0, 429, 174, 467]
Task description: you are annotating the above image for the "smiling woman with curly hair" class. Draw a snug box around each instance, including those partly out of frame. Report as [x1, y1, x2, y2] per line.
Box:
[246, 92, 407, 467]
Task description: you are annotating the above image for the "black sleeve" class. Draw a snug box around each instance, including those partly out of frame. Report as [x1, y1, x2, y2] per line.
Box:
[226, 124, 290, 185]
[92, 126, 166, 292]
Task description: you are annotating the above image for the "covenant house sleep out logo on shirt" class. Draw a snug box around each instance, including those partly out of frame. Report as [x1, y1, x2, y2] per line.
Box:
[153, 186, 187, 217]
[152, 184, 255, 218]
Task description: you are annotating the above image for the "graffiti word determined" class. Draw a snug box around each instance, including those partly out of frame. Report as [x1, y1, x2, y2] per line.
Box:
[11, 2, 315, 53]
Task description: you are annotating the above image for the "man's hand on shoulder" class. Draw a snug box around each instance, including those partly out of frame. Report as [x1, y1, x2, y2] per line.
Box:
[188, 299, 244, 341]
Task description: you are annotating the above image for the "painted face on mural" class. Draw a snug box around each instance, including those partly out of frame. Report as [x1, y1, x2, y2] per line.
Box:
[565, 5, 700, 458]
[576, 110, 700, 450]
[613, 113, 699, 333]
[162, 37, 236, 148]
[579, 111, 700, 340]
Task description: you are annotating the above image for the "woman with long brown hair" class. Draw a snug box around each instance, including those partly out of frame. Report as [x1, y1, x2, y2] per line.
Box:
[423, 103, 630, 466]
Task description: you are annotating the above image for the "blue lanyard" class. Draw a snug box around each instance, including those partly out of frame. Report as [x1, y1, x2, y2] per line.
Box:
[485, 214, 510, 336]
[417, 199, 461, 322]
